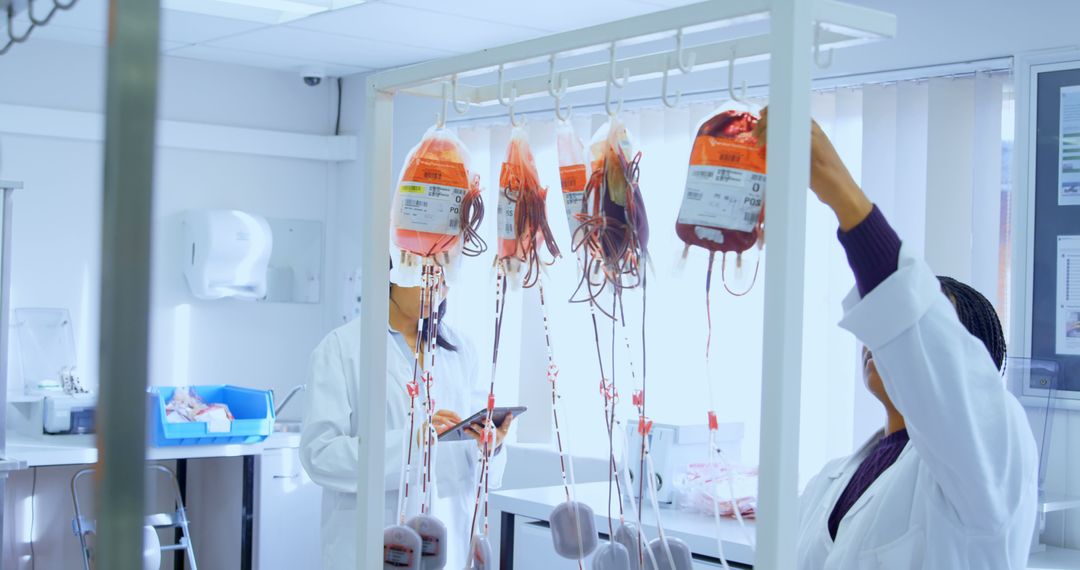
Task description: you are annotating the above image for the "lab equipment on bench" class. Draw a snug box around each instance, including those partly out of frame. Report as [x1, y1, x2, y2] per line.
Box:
[181, 209, 273, 300]
[43, 393, 96, 434]
[148, 385, 274, 446]
[625, 421, 743, 505]
[437, 406, 526, 442]
[72, 464, 198, 570]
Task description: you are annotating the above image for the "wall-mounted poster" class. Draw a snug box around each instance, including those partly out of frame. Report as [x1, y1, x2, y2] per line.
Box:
[1057, 235, 1080, 355]
[1059, 87, 1080, 205]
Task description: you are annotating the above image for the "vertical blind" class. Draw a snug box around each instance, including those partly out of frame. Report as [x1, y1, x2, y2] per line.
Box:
[442, 71, 1011, 488]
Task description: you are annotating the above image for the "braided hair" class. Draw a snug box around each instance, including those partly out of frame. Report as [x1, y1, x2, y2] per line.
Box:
[937, 276, 1005, 372]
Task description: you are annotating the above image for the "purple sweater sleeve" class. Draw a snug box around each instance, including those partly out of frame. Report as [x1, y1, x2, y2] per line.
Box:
[836, 205, 902, 297]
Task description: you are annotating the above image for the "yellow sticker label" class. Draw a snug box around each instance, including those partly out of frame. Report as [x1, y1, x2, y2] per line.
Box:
[399, 184, 425, 194]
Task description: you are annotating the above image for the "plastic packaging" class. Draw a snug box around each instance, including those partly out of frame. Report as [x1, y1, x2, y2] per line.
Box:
[496, 126, 560, 286]
[676, 103, 765, 258]
[674, 463, 758, 519]
[555, 121, 589, 242]
[406, 514, 447, 570]
[392, 126, 485, 262]
[384, 525, 422, 570]
[549, 500, 598, 559]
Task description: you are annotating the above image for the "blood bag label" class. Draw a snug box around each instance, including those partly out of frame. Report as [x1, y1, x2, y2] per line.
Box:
[397, 182, 466, 235]
[398, 157, 468, 235]
[420, 535, 441, 555]
[498, 190, 517, 240]
[559, 164, 587, 193]
[384, 545, 414, 567]
[678, 165, 765, 232]
[562, 191, 584, 235]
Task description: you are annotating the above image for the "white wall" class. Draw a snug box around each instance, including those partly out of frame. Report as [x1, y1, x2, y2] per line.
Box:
[0, 39, 344, 568]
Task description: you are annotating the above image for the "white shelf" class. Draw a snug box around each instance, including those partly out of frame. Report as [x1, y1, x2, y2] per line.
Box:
[1041, 493, 1080, 514]
[1028, 546, 1080, 570]
[5, 394, 43, 404]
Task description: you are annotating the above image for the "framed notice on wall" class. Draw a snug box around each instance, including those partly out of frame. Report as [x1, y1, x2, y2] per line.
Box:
[1013, 52, 1080, 409]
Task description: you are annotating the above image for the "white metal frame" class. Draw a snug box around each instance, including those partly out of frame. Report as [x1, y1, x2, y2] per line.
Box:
[358, 1, 895, 568]
[1011, 49, 1080, 411]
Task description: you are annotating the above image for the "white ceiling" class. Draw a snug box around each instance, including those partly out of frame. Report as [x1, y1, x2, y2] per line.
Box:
[16, 0, 701, 77]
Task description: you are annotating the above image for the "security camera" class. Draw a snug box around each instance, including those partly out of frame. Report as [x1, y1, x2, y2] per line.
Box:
[300, 67, 327, 87]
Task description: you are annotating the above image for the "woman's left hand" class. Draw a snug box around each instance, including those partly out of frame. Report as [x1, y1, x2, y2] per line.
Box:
[465, 413, 514, 452]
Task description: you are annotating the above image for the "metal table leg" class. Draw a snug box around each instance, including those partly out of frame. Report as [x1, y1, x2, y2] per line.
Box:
[500, 512, 515, 570]
[241, 455, 254, 570]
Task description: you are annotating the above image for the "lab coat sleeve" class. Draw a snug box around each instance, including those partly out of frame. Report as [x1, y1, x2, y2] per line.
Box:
[299, 330, 412, 495]
[838, 246, 1037, 531]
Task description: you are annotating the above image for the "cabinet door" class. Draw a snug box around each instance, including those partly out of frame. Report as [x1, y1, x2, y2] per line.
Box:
[255, 448, 322, 569]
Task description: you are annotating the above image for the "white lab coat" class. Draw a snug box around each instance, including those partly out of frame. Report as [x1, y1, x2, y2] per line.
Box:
[796, 246, 1038, 569]
[299, 318, 506, 570]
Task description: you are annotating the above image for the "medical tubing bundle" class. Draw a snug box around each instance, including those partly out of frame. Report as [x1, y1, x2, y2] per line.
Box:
[420, 266, 444, 513]
[467, 267, 508, 565]
[590, 299, 624, 541]
[537, 282, 588, 568]
[397, 265, 433, 524]
[497, 127, 561, 287]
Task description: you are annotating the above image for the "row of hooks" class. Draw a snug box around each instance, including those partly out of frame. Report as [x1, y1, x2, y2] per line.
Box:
[2, 0, 80, 56]
[437, 22, 836, 126]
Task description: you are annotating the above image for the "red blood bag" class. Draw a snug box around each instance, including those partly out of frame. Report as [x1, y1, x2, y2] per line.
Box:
[392, 126, 484, 261]
[555, 121, 589, 242]
[676, 105, 766, 257]
[496, 126, 559, 287]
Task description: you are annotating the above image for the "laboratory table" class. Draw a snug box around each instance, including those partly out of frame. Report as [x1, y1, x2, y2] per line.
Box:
[491, 482, 756, 569]
[6, 430, 300, 570]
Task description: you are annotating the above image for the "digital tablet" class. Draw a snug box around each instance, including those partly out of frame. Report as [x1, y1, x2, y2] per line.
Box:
[437, 406, 526, 442]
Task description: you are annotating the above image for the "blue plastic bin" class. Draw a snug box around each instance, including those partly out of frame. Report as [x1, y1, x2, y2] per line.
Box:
[149, 385, 275, 446]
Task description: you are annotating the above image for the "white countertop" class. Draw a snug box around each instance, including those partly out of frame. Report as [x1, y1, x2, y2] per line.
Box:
[6, 430, 301, 467]
[491, 482, 755, 566]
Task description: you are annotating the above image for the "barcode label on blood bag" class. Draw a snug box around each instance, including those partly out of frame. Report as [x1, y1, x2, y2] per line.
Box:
[384, 545, 414, 567]
[498, 190, 517, 240]
[420, 535, 441, 555]
[396, 182, 466, 235]
[562, 191, 585, 235]
[559, 164, 587, 192]
[677, 165, 765, 232]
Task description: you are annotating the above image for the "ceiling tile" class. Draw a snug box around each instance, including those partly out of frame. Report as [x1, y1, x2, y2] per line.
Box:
[383, 0, 663, 33]
[291, 2, 548, 53]
[204, 25, 452, 69]
[26, 23, 185, 51]
[165, 44, 370, 76]
[162, 10, 268, 44]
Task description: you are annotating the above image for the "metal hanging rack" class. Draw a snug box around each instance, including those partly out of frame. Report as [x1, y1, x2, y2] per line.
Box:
[358, 0, 895, 568]
[1, 0, 82, 55]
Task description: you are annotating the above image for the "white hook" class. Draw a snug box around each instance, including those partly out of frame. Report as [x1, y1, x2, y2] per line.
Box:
[604, 75, 624, 117]
[497, 66, 521, 127]
[814, 23, 834, 69]
[435, 81, 449, 128]
[608, 43, 629, 89]
[674, 29, 696, 74]
[661, 55, 680, 109]
[728, 47, 747, 104]
[450, 74, 470, 115]
[548, 55, 572, 121]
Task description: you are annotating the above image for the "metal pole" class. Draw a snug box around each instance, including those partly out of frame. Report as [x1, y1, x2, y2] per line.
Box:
[755, 0, 813, 568]
[356, 78, 393, 568]
[95, 0, 160, 568]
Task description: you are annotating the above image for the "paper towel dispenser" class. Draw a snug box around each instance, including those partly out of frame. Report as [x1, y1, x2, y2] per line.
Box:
[182, 210, 273, 300]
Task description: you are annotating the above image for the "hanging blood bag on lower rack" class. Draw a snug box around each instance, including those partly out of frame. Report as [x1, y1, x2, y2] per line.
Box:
[675, 103, 766, 293]
[496, 126, 560, 287]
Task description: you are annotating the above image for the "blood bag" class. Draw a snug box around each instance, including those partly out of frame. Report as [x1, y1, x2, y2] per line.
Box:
[392, 126, 483, 260]
[556, 120, 589, 241]
[592, 542, 631, 570]
[405, 514, 447, 570]
[586, 117, 650, 259]
[644, 536, 693, 570]
[549, 500, 599, 559]
[676, 104, 765, 256]
[614, 522, 645, 570]
[496, 126, 560, 286]
[384, 525, 422, 570]
[466, 535, 494, 570]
